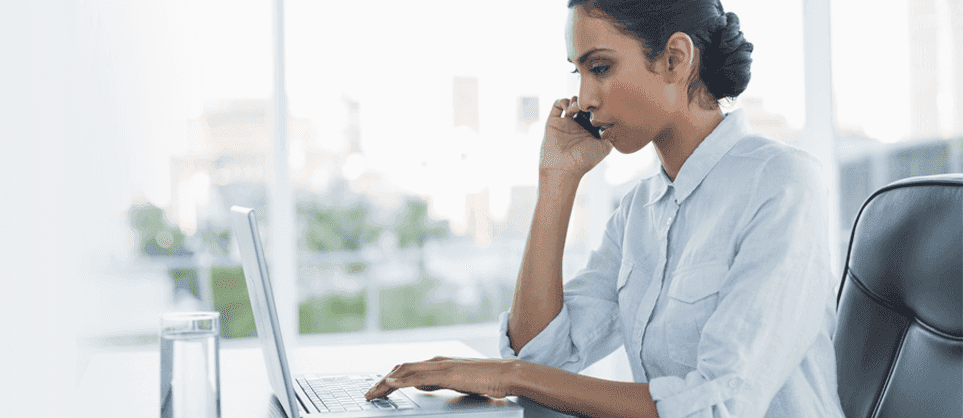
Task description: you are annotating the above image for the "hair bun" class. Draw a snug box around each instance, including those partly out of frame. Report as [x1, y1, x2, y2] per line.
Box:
[701, 12, 753, 100]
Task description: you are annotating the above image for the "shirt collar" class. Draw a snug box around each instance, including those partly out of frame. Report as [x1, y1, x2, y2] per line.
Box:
[643, 108, 752, 207]
[643, 166, 672, 208]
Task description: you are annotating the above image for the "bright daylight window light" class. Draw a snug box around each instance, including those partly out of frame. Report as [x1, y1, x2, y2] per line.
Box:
[66, 0, 961, 365]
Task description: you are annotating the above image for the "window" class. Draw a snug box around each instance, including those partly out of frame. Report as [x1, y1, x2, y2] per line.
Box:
[65, 0, 962, 363]
[831, 0, 963, 273]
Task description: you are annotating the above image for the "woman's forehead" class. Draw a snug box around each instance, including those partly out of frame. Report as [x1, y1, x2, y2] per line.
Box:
[565, 6, 635, 63]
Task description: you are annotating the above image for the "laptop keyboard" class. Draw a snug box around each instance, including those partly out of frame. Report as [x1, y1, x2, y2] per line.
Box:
[296, 375, 417, 414]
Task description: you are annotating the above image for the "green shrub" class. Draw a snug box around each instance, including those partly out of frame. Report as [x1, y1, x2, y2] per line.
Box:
[299, 292, 366, 334]
[211, 266, 256, 339]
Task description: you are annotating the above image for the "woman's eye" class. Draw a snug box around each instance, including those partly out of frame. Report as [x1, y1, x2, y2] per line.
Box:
[590, 64, 610, 75]
[570, 64, 610, 76]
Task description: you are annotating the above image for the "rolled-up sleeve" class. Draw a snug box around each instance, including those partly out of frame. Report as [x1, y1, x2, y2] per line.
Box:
[649, 153, 836, 418]
[497, 191, 634, 374]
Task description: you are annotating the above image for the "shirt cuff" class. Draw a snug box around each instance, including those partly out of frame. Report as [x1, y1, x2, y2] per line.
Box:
[497, 308, 578, 368]
[649, 370, 745, 418]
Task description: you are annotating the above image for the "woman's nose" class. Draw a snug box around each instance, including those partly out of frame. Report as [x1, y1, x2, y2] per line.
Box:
[578, 85, 600, 113]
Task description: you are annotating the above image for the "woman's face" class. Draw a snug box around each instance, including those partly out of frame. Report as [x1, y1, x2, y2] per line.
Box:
[565, 6, 677, 154]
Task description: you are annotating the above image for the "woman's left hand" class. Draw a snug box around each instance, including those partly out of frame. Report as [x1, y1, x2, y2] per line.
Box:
[364, 356, 519, 400]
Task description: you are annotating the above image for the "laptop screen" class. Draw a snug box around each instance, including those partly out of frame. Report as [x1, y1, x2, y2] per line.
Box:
[230, 205, 302, 418]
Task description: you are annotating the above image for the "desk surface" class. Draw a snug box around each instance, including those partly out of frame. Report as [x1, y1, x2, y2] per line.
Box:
[76, 340, 563, 418]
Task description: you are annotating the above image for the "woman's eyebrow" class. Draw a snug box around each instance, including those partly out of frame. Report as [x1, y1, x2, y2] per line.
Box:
[567, 48, 613, 65]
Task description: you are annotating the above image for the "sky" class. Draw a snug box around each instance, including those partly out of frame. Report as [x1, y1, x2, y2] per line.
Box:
[77, 0, 958, 223]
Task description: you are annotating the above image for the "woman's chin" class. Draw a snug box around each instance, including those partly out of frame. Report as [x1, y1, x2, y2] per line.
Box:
[605, 127, 645, 154]
[611, 137, 646, 155]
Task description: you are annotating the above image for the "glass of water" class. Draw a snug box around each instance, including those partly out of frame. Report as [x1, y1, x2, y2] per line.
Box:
[160, 311, 221, 418]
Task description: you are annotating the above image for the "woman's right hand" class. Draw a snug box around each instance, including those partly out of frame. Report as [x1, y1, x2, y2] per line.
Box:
[539, 96, 613, 178]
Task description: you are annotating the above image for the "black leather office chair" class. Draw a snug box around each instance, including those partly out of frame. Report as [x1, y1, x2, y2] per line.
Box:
[834, 173, 963, 418]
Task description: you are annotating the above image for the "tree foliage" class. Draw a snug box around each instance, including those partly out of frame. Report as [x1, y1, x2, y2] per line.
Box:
[378, 268, 495, 331]
[128, 202, 192, 257]
[211, 266, 256, 339]
[393, 199, 450, 248]
[299, 293, 366, 334]
[300, 202, 383, 252]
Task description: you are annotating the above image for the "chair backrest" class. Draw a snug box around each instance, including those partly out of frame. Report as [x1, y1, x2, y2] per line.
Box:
[834, 173, 963, 418]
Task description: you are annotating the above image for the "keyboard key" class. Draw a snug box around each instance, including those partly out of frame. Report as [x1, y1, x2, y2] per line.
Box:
[372, 400, 395, 409]
[298, 374, 419, 413]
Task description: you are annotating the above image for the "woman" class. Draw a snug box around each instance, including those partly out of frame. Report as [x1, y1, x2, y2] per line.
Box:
[365, 0, 846, 416]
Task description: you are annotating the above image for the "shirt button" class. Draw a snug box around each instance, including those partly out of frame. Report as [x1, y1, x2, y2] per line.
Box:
[729, 378, 740, 388]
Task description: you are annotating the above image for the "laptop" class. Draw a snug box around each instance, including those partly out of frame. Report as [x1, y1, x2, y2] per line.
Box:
[230, 205, 524, 417]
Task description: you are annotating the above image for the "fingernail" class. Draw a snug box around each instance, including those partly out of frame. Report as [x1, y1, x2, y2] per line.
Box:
[386, 377, 396, 383]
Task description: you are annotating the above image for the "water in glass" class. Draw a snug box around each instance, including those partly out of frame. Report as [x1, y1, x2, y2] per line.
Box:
[161, 328, 220, 418]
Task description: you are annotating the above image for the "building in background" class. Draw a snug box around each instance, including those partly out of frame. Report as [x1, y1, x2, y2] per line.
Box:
[170, 99, 323, 233]
[951, 0, 963, 133]
[908, 0, 962, 139]
[908, 0, 940, 138]
[453, 77, 480, 132]
[741, 97, 802, 142]
[497, 186, 537, 240]
[837, 134, 962, 271]
[338, 95, 398, 201]
[516, 96, 540, 134]
[465, 189, 494, 246]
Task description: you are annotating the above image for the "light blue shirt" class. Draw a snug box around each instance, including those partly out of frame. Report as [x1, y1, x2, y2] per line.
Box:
[498, 109, 846, 418]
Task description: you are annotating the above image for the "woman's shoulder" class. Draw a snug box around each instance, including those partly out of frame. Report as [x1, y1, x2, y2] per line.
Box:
[728, 134, 821, 167]
[722, 134, 825, 186]
[704, 134, 828, 214]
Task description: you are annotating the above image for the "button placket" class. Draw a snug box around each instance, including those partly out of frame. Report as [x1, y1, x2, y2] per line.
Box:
[637, 198, 673, 382]
[666, 198, 680, 228]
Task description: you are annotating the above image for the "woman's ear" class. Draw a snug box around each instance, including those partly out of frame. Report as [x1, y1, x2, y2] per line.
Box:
[662, 32, 695, 84]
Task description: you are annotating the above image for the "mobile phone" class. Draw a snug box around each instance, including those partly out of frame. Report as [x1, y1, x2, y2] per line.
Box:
[574, 111, 601, 139]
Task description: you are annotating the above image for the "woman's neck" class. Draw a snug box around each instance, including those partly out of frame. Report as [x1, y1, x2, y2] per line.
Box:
[653, 105, 725, 182]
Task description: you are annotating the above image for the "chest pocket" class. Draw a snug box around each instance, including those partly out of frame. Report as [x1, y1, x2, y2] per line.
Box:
[664, 262, 729, 368]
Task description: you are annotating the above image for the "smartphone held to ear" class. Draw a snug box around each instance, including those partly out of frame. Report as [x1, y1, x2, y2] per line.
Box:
[574, 111, 601, 139]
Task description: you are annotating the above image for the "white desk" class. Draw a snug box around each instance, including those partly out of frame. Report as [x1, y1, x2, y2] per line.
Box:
[76, 340, 564, 418]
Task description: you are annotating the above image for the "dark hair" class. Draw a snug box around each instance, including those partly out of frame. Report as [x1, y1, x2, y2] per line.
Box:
[567, 0, 753, 108]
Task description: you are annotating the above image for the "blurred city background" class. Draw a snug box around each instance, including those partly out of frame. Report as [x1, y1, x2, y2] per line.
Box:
[2, 0, 961, 388]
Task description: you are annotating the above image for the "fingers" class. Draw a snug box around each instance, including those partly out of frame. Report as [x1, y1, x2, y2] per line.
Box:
[549, 98, 567, 118]
[366, 373, 438, 400]
[566, 96, 580, 118]
[365, 376, 395, 400]
[365, 360, 450, 400]
[550, 96, 581, 119]
[366, 364, 401, 399]
[375, 364, 402, 385]
[371, 378, 402, 399]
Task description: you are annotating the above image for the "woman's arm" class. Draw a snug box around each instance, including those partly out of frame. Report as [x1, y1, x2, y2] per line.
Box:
[364, 357, 659, 418]
[507, 96, 613, 354]
[511, 360, 659, 418]
[507, 171, 581, 353]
